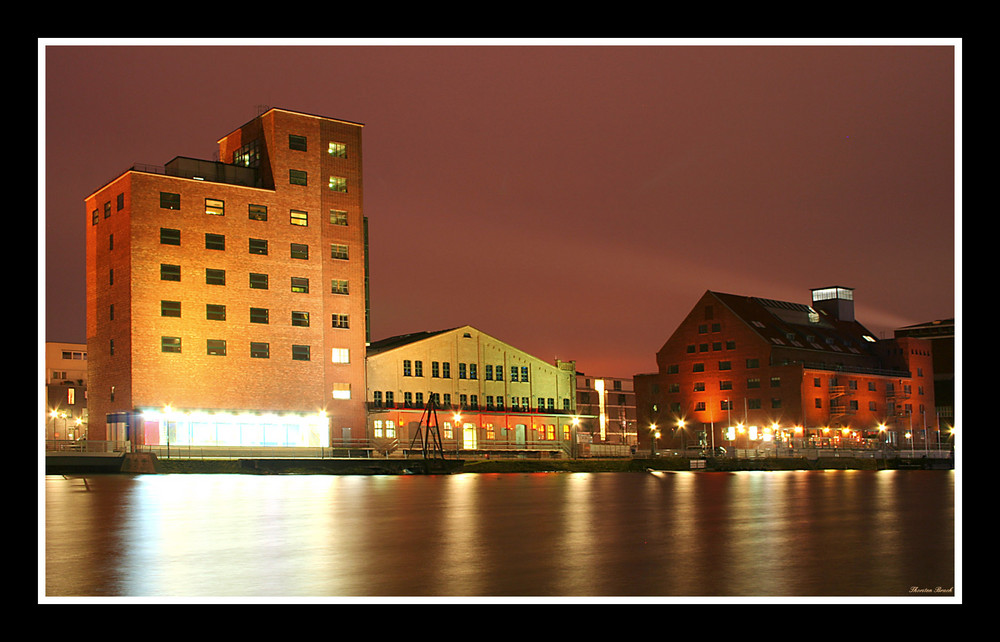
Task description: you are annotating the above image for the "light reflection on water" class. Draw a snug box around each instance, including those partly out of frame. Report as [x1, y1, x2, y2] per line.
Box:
[43, 470, 955, 599]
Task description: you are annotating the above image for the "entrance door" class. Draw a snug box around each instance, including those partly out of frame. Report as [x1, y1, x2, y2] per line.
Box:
[462, 423, 477, 449]
[515, 424, 526, 445]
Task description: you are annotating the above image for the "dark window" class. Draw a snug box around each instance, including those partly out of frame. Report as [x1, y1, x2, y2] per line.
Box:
[292, 311, 310, 327]
[250, 342, 269, 359]
[205, 233, 225, 250]
[116, 193, 124, 210]
[289, 169, 308, 185]
[160, 228, 181, 245]
[160, 301, 181, 317]
[206, 304, 226, 321]
[249, 273, 268, 289]
[161, 264, 181, 281]
[289, 134, 307, 151]
[249, 204, 267, 221]
[249, 238, 268, 255]
[250, 307, 269, 324]
[160, 192, 180, 210]
[207, 339, 227, 356]
[291, 243, 309, 260]
[161, 336, 182, 353]
[292, 345, 311, 361]
[206, 268, 225, 285]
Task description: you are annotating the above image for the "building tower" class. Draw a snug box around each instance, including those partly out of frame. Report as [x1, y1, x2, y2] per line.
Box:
[85, 108, 369, 449]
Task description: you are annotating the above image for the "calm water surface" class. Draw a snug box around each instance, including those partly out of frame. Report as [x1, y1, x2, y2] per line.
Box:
[43, 470, 955, 599]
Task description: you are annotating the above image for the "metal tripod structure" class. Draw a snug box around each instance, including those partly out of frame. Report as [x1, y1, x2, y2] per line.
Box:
[409, 394, 446, 460]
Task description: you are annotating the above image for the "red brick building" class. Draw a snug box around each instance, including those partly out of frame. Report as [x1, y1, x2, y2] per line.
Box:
[85, 108, 369, 448]
[635, 287, 937, 454]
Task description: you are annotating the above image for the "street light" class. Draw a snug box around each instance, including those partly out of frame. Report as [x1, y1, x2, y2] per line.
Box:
[650, 424, 659, 457]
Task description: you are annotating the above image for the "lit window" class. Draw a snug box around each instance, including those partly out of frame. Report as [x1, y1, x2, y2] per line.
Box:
[332, 314, 349, 329]
[291, 277, 309, 293]
[330, 210, 348, 226]
[205, 198, 224, 216]
[290, 210, 308, 226]
[332, 383, 351, 400]
[331, 348, 350, 363]
[331, 279, 349, 295]
[331, 244, 349, 260]
[328, 176, 347, 192]
[292, 311, 310, 327]
[328, 142, 347, 157]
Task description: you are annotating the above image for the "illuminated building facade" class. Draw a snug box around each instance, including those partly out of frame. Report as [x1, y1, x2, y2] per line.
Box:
[635, 288, 937, 453]
[365, 326, 578, 456]
[45, 342, 89, 440]
[575, 374, 637, 447]
[85, 108, 368, 448]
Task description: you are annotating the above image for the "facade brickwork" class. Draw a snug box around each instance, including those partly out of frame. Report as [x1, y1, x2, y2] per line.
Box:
[85, 108, 368, 445]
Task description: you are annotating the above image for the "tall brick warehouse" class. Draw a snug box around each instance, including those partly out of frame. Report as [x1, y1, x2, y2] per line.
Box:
[85, 108, 369, 448]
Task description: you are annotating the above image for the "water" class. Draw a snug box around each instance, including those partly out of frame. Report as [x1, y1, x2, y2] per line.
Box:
[43, 469, 956, 600]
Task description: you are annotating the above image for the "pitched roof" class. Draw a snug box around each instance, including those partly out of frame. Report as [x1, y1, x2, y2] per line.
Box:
[709, 290, 881, 358]
[366, 328, 458, 356]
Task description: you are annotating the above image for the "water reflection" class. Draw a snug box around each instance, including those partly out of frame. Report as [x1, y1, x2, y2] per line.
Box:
[44, 470, 954, 599]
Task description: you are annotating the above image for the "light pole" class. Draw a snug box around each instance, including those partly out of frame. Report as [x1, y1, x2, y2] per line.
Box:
[649, 424, 659, 457]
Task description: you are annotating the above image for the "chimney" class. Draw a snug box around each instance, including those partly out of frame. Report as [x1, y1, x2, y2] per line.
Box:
[811, 286, 855, 323]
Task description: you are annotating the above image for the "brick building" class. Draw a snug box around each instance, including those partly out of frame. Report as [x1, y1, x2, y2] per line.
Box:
[85, 108, 369, 448]
[635, 287, 937, 454]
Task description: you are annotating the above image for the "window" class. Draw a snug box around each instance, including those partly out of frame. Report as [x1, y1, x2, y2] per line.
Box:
[747, 377, 761, 389]
[292, 311, 310, 327]
[249, 273, 268, 289]
[251, 342, 270, 359]
[160, 192, 180, 210]
[331, 348, 350, 364]
[161, 300, 181, 317]
[403, 360, 412, 376]
[485, 365, 493, 380]
[249, 204, 267, 221]
[92, 209, 98, 225]
[291, 277, 309, 293]
[693, 363, 705, 372]
[250, 307, 269, 324]
[331, 383, 351, 400]
[330, 209, 348, 226]
[510, 366, 519, 382]
[249, 238, 268, 255]
[719, 361, 732, 370]
[289, 134, 307, 151]
[161, 264, 181, 281]
[495, 365, 503, 381]
[415, 361, 423, 377]
[469, 364, 477, 379]
[161, 336, 181, 353]
[328, 142, 347, 157]
[290, 210, 308, 226]
[206, 268, 225, 285]
[442, 362, 450, 378]
[291, 243, 309, 259]
[432, 361, 440, 378]
[205, 233, 225, 250]
[521, 366, 529, 382]
[459, 363, 467, 379]
[332, 314, 349, 328]
[331, 279, 349, 295]
[770, 377, 781, 387]
[205, 198, 224, 216]
[328, 176, 347, 192]
[289, 169, 308, 185]
[207, 339, 227, 356]
[117, 193, 124, 211]
[331, 244, 349, 260]
[160, 228, 181, 245]
[109, 233, 114, 251]
[206, 304, 226, 321]
[292, 345, 311, 361]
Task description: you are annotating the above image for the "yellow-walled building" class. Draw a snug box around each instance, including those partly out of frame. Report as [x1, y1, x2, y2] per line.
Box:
[366, 325, 578, 457]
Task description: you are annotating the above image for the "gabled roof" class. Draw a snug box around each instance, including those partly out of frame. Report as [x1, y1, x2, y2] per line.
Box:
[709, 290, 881, 357]
[366, 328, 458, 356]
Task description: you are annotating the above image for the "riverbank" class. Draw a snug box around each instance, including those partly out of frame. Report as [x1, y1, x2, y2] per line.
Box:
[145, 454, 951, 475]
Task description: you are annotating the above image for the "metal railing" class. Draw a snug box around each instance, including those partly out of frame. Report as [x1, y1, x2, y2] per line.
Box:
[45, 440, 129, 453]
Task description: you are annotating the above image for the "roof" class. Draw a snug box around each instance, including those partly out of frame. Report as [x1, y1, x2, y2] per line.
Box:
[708, 290, 881, 358]
[366, 328, 458, 356]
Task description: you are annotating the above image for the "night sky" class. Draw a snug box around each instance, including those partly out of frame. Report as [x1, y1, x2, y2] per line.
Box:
[41, 41, 958, 378]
